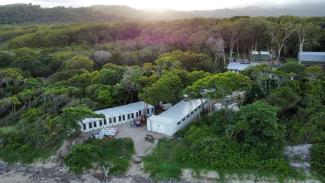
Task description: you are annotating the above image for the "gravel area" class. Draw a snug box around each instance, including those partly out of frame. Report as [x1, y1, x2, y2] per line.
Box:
[115, 123, 164, 156]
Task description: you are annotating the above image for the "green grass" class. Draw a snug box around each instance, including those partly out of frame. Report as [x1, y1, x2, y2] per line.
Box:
[143, 139, 184, 180]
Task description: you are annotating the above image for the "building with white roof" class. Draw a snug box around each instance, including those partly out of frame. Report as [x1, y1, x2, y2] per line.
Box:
[227, 62, 261, 72]
[251, 51, 272, 62]
[80, 101, 154, 132]
[298, 52, 325, 65]
[147, 99, 207, 136]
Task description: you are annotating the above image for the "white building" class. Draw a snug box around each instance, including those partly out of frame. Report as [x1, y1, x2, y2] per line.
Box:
[147, 99, 207, 136]
[80, 101, 154, 132]
[298, 52, 325, 65]
[227, 62, 261, 72]
[251, 51, 272, 62]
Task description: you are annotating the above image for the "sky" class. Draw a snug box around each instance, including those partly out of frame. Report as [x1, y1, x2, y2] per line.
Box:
[0, 0, 323, 10]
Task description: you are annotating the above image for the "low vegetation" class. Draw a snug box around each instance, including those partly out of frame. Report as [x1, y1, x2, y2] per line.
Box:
[64, 138, 134, 174]
[310, 143, 325, 179]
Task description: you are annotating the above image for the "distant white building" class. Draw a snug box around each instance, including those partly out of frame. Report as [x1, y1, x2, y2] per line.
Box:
[80, 101, 154, 132]
[251, 51, 272, 62]
[298, 52, 325, 65]
[147, 99, 207, 136]
[227, 62, 261, 72]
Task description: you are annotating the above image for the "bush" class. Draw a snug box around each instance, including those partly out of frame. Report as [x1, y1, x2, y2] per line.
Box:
[310, 143, 325, 178]
[143, 139, 183, 180]
[64, 144, 101, 174]
[64, 138, 134, 175]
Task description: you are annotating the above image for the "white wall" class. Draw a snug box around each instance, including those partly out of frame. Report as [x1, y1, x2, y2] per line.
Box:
[81, 106, 154, 132]
[148, 101, 207, 136]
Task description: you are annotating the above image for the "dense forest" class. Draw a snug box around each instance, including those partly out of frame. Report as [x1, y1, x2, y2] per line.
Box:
[1, 4, 325, 24]
[0, 12, 324, 181]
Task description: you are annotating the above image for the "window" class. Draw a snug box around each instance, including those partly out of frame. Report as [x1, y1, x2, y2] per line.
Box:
[191, 111, 194, 115]
[94, 121, 97, 128]
[122, 115, 125, 121]
[195, 108, 197, 112]
[99, 120, 102, 126]
[147, 109, 150, 114]
[104, 119, 107, 125]
[151, 108, 154, 113]
[114, 117, 116, 123]
[119, 116, 121, 121]
[136, 112, 138, 117]
[177, 121, 181, 125]
[131, 113, 134, 118]
[128, 114, 130, 119]
[187, 114, 190, 118]
[182, 118, 185, 121]
[89, 123, 92, 129]
[139, 110, 142, 115]
[109, 118, 112, 124]
[83, 124, 86, 130]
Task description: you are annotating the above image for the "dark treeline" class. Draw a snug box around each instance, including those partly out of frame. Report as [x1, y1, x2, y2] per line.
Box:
[0, 4, 122, 24]
[1, 16, 324, 71]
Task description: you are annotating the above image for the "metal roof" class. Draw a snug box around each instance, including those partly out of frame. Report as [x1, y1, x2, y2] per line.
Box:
[299, 52, 325, 63]
[83, 101, 153, 123]
[227, 62, 261, 71]
[251, 51, 271, 55]
[149, 99, 206, 124]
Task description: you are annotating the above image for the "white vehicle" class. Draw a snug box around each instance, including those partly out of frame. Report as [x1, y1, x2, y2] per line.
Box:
[94, 128, 118, 139]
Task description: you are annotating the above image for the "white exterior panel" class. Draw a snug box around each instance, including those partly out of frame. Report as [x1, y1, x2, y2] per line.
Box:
[80, 101, 154, 132]
[147, 99, 207, 136]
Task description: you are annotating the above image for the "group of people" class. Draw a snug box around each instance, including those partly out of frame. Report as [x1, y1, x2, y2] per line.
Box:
[130, 115, 145, 127]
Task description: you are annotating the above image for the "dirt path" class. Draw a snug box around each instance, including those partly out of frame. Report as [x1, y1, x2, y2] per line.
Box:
[115, 123, 164, 156]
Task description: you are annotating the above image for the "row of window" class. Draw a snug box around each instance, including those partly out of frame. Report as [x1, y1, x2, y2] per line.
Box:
[83, 107, 154, 131]
[177, 102, 206, 126]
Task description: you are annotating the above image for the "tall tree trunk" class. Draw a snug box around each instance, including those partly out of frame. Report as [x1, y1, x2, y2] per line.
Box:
[236, 43, 240, 60]
[298, 37, 305, 64]
[277, 42, 284, 63]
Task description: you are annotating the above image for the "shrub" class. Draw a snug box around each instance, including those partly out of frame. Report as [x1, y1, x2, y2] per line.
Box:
[310, 143, 325, 178]
[64, 138, 134, 175]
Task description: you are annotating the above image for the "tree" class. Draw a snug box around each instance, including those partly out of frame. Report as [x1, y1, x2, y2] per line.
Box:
[185, 72, 252, 100]
[221, 21, 240, 62]
[155, 54, 182, 74]
[265, 87, 300, 113]
[155, 51, 214, 72]
[0, 68, 24, 87]
[98, 68, 122, 85]
[233, 101, 285, 157]
[310, 143, 325, 177]
[295, 19, 321, 64]
[64, 56, 94, 71]
[86, 84, 113, 105]
[92, 50, 112, 67]
[64, 144, 101, 174]
[140, 69, 189, 105]
[278, 62, 305, 79]
[0, 51, 15, 68]
[206, 36, 226, 68]
[59, 105, 104, 132]
[269, 18, 296, 62]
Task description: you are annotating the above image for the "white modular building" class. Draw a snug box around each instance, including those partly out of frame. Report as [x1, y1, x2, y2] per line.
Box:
[80, 101, 154, 132]
[227, 62, 261, 73]
[147, 99, 207, 136]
